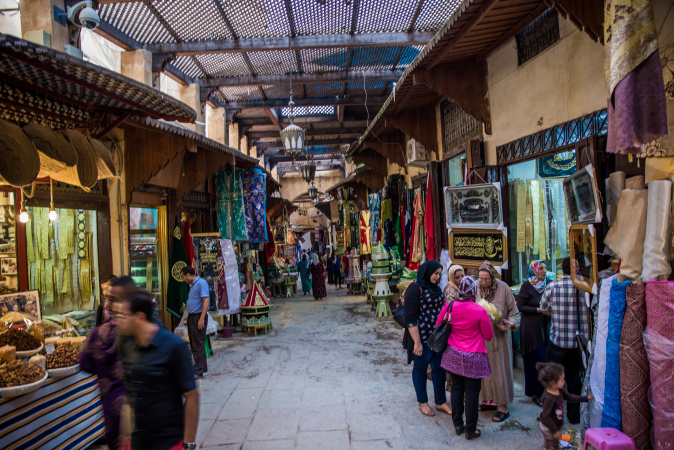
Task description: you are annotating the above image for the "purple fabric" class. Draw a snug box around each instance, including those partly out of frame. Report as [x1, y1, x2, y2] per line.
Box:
[458, 276, 478, 302]
[441, 345, 491, 379]
[607, 50, 669, 154]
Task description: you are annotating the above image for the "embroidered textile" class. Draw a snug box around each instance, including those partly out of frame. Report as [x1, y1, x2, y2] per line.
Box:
[166, 218, 189, 316]
[368, 194, 380, 245]
[215, 168, 248, 241]
[424, 174, 435, 261]
[243, 169, 268, 243]
[359, 210, 372, 255]
[410, 190, 424, 266]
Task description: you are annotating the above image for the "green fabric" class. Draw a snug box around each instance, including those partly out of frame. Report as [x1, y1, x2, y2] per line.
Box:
[380, 199, 392, 223]
[298, 259, 312, 293]
[395, 213, 403, 259]
[215, 167, 248, 241]
[166, 218, 189, 316]
[206, 335, 212, 359]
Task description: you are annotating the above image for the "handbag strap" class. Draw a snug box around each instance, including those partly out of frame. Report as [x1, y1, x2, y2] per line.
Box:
[445, 301, 454, 322]
[575, 288, 583, 336]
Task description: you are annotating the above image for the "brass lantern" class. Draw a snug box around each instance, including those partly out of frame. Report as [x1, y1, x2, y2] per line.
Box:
[300, 162, 316, 183]
[308, 183, 318, 201]
[280, 96, 305, 160]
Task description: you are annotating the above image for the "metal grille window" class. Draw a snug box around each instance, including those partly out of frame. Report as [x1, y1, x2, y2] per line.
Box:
[442, 102, 482, 159]
[515, 8, 560, 65]
[281, 106, 334, 116]
[183, 191, 209, 206]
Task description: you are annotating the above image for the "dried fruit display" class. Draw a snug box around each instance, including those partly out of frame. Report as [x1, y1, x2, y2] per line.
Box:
[0, 360, 45, 387]
[0, 329, 41, 351]
[46, 346, 80, 369]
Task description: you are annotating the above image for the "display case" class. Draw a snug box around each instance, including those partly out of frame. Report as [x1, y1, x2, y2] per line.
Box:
[129, 207, 160, 295]
[0, 191, 18, 295]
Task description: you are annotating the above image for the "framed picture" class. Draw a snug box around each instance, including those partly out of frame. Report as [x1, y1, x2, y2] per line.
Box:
[0, 290, 41, 319]
[0, 257, 16, 275]
[448, 229, 508, 268]
[444, 183, 503, 229]
[563, 165, 603, 225]
[569, 225, 598, 294]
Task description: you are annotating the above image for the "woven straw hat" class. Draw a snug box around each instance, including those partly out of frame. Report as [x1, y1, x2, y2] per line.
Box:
[87, 136, 116, 180]
[51, 129, 98, 190]
[22, 122, 78, 178]
[0, 119, 41, 186]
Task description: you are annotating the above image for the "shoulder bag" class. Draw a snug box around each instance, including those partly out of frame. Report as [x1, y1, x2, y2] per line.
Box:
[427, 301, 454, 353]
[393, 283, 422, 328]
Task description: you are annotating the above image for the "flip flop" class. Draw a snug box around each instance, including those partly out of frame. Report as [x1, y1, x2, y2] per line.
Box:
[419, 405, 435, 417]
[436, 406, 452, 415]
[466, 429, 482, 440]
[492, 411, 510, 422]
[478, 403, 498, 412]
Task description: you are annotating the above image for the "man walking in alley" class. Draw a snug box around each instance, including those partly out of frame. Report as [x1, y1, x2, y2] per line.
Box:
[540, 257, 589, 424]
[113, 289, 199, 450]
[182, 266, 210, 379]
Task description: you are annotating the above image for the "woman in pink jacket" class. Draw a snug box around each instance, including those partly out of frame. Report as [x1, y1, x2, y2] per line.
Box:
[436, 276, 494, 440]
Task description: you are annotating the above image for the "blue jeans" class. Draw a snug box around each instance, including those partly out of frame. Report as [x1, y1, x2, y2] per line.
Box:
[412, 342, 447, 405]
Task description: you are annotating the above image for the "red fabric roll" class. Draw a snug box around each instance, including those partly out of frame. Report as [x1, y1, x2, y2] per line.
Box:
[620, 284, 651, 450]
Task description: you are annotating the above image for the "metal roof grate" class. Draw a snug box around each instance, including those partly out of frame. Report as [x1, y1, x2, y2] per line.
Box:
[356, 0, 418, 33]
[345, 80, 386, 96]
[305, 82, 344, 97]
[396, 45, 424, 69]
[100, 2, 176, 44]
[247, 50, 298, 75]
[413, 0, 464, 32]
[262, 84, 294, 100]
[219, 86, 265, 102]
[153, 0, 234, 42]
[351, 46, 400, 70]
[195, 53, 252, 77]
[172, 56, 204, 79]
[292, 0, 352, 35]
[300, 48, 348, 73]
[223, 0, 291, 39]
[281, 106, 335, 116]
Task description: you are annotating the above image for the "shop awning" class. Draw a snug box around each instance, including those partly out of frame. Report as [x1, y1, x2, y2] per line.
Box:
[0, 33, 196, 129]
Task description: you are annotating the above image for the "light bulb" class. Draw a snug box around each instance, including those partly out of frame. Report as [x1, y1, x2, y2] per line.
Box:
[19, 208, 29, 224]
[49, 203, 58, 221]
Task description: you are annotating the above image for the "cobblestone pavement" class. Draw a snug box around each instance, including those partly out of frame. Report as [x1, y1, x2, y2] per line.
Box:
[190, 284, 580, 449]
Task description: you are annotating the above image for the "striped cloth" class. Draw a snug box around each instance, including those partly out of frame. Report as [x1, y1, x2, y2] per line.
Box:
[0, 371, 105, 449]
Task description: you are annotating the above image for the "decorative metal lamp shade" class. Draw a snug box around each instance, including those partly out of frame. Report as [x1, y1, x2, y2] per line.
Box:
[280, 123, 305, 160]
[308, 184, 318, 200]
[301, 162, 316, 183]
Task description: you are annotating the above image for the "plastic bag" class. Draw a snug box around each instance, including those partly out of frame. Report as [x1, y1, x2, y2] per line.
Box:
[643, 326, 674, 448]
[174, 311, 219, 337]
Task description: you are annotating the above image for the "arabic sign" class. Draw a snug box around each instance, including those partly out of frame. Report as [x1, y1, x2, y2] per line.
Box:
[449, 229, 507, 266]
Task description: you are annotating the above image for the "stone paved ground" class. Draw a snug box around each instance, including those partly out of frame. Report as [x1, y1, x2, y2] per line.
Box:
[192, 284, 581, 450]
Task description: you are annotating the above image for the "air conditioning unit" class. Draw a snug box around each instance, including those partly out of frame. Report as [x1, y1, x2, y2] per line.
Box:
[407, 138, 428, 167]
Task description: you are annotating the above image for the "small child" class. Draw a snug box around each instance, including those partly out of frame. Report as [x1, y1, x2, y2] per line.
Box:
[536, 362, 593, 450]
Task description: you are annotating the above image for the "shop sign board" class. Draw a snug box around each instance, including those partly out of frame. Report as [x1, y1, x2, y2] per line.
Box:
[448, 229, 508, 267]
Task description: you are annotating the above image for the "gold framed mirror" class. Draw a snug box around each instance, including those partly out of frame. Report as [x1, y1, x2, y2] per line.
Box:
[569, 224, 598, 293]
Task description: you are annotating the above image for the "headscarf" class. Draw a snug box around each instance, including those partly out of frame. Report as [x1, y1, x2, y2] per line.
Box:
[444, 264, 464, 302]
[457, 276, 478, 302]
[416, 260, 443, 298]
[478, 260, 498, 302]
[528, 260, 548, 293]
[311, 253, 320, 266]
[448, 265, 465, 288]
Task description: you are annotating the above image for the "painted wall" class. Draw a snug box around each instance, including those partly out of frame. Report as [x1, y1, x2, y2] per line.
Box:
[279, 171, 344, 202]
[483, 16, 607, 165]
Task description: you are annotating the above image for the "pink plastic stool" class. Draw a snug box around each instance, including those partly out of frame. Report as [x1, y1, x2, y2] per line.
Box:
[584, 428, 635, 450]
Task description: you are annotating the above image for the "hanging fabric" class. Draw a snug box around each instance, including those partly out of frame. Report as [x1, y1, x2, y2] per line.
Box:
[359, 210, 371, 255]
[182, 215, 195, 269]
[424, 174, 435, 261]
[215, 240, 229, 310]
[166, 218, 189, 316]
[243, 168, 268, 243]
[409, 189, 424, 269]
[214, 167, 248, 241]
[368, 193, 380, 245]
[219, 239, 241, 315]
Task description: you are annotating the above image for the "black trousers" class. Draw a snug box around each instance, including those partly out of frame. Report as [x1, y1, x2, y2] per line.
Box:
[545, 341, 582, 423]
[187, 313, 207, 376]
[334, 272, 342, 288]
[450, 372, 482, 434]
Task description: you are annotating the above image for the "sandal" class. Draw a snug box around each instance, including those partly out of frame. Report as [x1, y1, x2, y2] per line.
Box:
[478, 403, 498, 412]
[492, 411, 510, 422]
[436, 405, 452, 415]
[532, 396, 543, 407]
[419, 405, 435, 417]
[454, 426, 465, 436]
[465, 429, 482, 440]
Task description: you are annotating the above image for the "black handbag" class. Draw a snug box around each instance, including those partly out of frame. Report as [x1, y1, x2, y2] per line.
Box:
[427, 301, 454, 353]
[394, 283, 422, 328]
[575, 289, 590, 378]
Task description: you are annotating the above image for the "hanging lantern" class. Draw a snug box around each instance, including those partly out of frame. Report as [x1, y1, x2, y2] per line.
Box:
[280, 96, 305, 161]
[308, 184, 318, 201]
[300, 162, 316, 183]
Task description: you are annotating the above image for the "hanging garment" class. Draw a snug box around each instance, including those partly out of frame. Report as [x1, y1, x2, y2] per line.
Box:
[182, 216, 195, 268]
[215, 167, 248, 241]
[409, 190, 424, 269]
[424, 174, 435, 261]
[602, 278, 631, 430]
[219, 239, 241, 315]
[368, 194, 380, 245]
[644, 281, 674, 449]
[619, 284, 651, 450]
[166, 218, 189, 316]
[264, 219, 275, 265]
[399, 193, 406, 261]
[215, 240, 229, 310]
[243, 168, 268, 243]
[359, 210, 371, 255]
[590, 275, 616, 428]
[404, 190, 413, 263]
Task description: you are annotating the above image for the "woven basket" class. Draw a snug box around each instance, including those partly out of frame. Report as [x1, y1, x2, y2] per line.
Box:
[87, 136, 116, 179]
[0, 119, 41, 186]
[51, 129, 98, 190]
[23, 122, 78, 178]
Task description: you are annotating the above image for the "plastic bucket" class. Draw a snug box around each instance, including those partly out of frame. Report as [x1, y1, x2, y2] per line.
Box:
[222, 326, 233, 338]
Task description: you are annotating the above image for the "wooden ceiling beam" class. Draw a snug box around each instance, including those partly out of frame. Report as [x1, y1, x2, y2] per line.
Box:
[361, 130, 407, 168]
[476, 3, 548, 60]
[265, 108, 282, 130]
[145, 32, 436, 55]
[249, 128, 366, 139]
[385, 106, 437, 152]
[220, 95, 387, 109]
[352, 152, 388, 177]
[198, 70, 403, 88]
[236, 117, 369, 126]
[256, 138, 353, 149]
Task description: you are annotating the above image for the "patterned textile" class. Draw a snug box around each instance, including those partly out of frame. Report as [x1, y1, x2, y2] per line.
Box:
[602, 278, 631, 430]
[215, 240, 229, 310]
[368, 194, 380, 245]
[441, 345, 491, 379]
[243, 168, 268, 243]
[620, 284, 651, 450]
[359, 210, 372, 255]
[409, 190, 424, 268]
[310, 262, 326, 299]
[424, 174, 435, 260]
[166, 218, 189, 316]
[182, 217, 195, 268]
[605, 0, 667, 154]
[218, 239, 241, 315]
[214, 167, 247, 241]
[380, 198, 393, 245]
[540, 276, 589, 349]
[644, 281, 674, 449]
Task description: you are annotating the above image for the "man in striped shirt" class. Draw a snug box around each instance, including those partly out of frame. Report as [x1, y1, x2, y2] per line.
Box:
[540, 257, 589, 424]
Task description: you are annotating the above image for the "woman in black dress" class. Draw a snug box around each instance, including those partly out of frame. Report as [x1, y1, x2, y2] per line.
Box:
[516, 260, 551, 407]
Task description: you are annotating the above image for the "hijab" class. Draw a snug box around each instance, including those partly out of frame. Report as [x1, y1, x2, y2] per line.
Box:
[311, 253, 320, 266]
[457, 276, 478, 302]
[448, 265, 465, 288]
[416, 260, 443, 298]
[528, 260, 553, 293]
[478, 260, 498, 302]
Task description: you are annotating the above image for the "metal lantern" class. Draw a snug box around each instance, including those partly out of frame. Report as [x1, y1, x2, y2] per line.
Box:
[308, 183, 318, 200]
[279, 97, 305, 160]
[300, 162, 316, 183]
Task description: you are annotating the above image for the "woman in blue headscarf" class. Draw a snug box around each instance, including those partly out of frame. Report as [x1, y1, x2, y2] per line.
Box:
[298, 254, 312, 295]
[402, 260, 451, 417]
[516, 260, 552, 407]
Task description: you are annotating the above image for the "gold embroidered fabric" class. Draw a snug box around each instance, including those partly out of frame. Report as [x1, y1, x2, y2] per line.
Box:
[71, 253, 81, 305]
[526, 182, 534, 248]
[605, 0, 658, 95]
[537, 182, 548, 259]
[44, 259, 54, 306]
[516, 181, 526, 253]
[61, 259, 70, 295]
[58, 209, 75, 257]
[26, 221, 35, 263]
[35, 208, 49, 260]
[532, 180, 542, 255]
